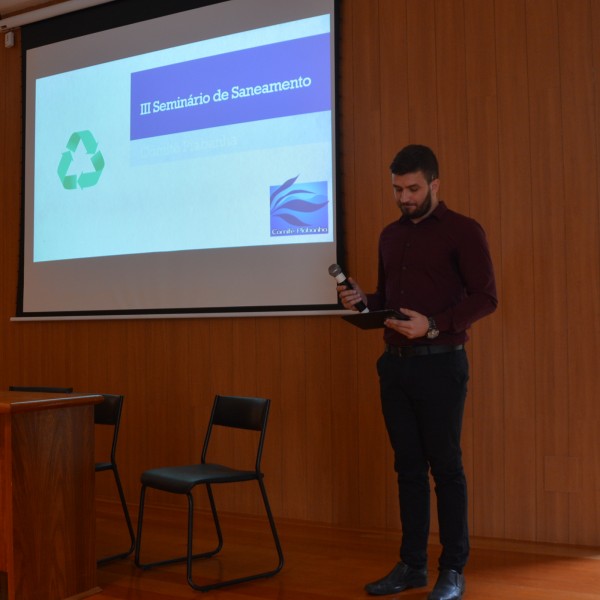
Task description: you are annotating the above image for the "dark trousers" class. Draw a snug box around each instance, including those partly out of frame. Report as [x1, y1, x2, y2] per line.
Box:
[376, 348, 470, 572]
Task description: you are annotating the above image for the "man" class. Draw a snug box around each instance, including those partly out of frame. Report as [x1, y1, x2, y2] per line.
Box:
[337, 145, 497, 600]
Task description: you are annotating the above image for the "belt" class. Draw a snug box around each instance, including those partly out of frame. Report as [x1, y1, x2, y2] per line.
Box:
[385, 343, 464, 358]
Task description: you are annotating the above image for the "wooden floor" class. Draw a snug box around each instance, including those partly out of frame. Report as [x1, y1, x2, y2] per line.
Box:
[95, 500, 600, 599]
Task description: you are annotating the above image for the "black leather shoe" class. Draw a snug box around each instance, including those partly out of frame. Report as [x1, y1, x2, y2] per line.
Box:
[427, 569, 465, 600]
[365, 562, 427, 595]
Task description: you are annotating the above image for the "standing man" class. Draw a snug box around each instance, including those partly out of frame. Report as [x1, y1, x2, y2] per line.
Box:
[337, 145, 497, 600]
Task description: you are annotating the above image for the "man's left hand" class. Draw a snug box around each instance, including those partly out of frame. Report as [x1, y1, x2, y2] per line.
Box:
[384, 308, 429, 339]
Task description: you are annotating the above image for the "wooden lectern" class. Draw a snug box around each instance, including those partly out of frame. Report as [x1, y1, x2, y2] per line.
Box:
[0, 391, 103, 600]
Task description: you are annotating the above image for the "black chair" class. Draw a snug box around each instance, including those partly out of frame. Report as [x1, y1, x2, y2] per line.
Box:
[95, 394, 136, 565]
[134, 394, 284, 592]
[9, 385, 73, 393]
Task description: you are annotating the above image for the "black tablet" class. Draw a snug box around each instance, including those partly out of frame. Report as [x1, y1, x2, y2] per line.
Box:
[342, 309, 410, 329]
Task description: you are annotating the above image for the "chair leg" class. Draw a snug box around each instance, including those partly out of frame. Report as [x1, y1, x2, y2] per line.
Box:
[134, 485, 147, 569]
[97, 465, 136, 565]
[186, 492, 196, 589]
[135, 486, 222, 571]
[258, 477, 285, 573]
[187, 479, 285, 592]
[205, 484, 224, 551]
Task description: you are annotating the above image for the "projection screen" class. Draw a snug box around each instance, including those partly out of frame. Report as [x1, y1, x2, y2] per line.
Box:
[17, 0, 341, 318]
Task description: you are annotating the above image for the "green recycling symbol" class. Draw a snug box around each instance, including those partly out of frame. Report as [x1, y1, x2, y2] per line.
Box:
[57, 130, 105, 190]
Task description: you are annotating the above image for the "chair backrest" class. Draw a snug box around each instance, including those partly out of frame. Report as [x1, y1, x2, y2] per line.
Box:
[94, 393, 124, 426]
[9, 385, 73, 393]
[202, 395, 271, 471]
[94, 394, 125, 464]
[211, 395, 269, 430]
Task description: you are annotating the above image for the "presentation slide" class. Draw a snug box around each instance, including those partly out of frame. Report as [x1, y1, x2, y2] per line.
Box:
[19, 0, 340, 317]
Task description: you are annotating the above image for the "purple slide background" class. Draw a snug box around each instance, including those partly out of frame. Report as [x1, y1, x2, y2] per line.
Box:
[130, 33, 331, 140]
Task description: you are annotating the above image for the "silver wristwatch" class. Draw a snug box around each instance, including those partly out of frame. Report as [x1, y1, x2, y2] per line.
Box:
[426, 317, 440, 339]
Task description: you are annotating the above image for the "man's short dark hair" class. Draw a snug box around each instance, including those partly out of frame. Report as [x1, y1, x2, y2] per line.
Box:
[389, 144, 439, 182]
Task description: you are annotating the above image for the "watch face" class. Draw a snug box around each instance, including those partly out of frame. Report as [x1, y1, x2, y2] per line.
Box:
[427, 318, 439, 339]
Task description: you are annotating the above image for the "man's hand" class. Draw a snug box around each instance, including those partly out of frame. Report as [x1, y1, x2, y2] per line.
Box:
[384, 308, 429, 339]
[336, 277, 367, 312]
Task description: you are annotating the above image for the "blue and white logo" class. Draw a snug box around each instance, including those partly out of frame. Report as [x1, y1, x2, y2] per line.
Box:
[270, 175, 329, 237]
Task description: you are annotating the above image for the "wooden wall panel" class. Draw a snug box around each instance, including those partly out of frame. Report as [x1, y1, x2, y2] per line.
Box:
[0, 0, 599, 548]
[557, 0, 600, 546]
[434, 0, 470, 216]
[526, 0, 571, 544]
[463, 0, 506, 540]
[405, 0, 438, 145]
[304, 317, 334, 524]
[279, 317, 308, 521]
[330, 319, 361, 527]
[495, 0, 538, 542]
[586, 0, 600, 546]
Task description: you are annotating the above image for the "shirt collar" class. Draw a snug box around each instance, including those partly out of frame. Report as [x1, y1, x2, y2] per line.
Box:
[399, 200, 447, 225]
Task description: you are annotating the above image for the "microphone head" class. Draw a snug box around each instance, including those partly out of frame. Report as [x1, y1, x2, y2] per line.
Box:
[328, 263, 342, 277]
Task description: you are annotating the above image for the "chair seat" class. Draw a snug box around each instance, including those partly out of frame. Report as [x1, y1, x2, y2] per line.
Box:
[141, 463, 262, 494]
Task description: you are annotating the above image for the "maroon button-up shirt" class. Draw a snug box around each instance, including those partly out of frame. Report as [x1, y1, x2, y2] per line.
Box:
[366, 201, 498, 347]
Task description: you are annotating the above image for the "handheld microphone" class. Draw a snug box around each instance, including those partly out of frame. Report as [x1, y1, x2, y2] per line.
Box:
[328, 264, 369, 313]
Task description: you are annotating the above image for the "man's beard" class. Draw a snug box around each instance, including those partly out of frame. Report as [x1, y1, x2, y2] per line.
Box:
[400, 188, 432, 219]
